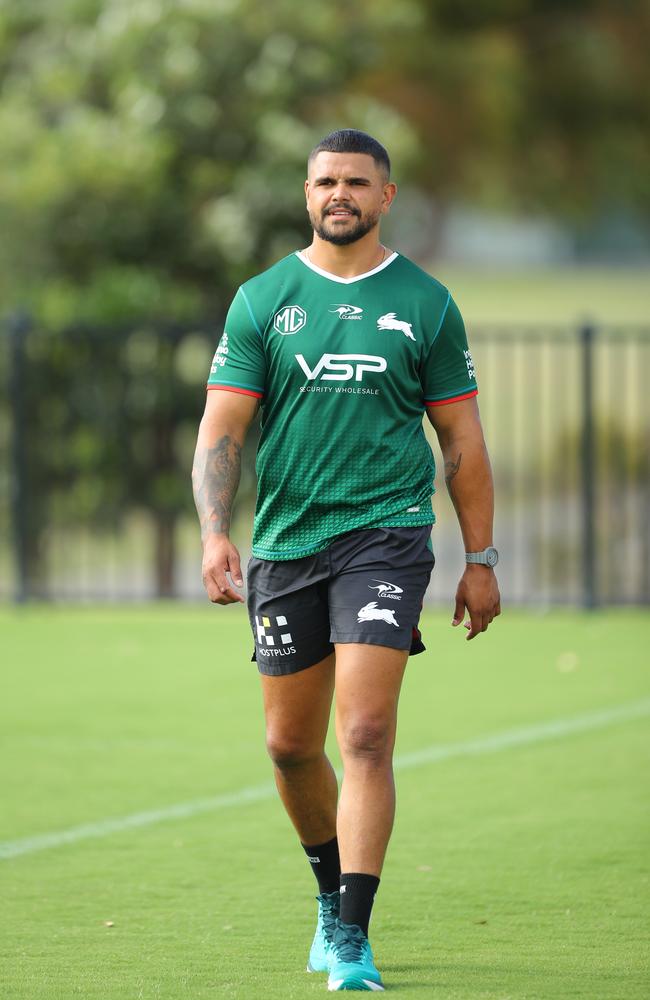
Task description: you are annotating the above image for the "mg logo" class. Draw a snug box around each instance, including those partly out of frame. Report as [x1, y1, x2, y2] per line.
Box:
[274, 305, 307, 335]
[295, 353, 387, 382]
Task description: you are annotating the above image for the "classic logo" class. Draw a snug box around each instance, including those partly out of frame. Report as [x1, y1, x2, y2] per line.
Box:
[329, 304, 363, 320]
[295, 353, 387, 382]
[357, 602, 399, 627]
[274, 305, 307, 335]
[368, 580, 403, 601]
[377, 312, 416, 342]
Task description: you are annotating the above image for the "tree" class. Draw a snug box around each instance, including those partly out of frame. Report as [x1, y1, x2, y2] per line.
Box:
[356, 0, 650, 221]
[0, 0, 416, 595]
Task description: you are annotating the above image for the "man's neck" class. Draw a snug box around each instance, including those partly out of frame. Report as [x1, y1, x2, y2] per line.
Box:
[304, 235, 390, 279]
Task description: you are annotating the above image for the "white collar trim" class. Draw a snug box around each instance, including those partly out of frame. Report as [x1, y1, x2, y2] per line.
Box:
[295, 249, 398, 284]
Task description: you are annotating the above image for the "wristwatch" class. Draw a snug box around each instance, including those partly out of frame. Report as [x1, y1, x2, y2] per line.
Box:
[465, 546, 499, 568]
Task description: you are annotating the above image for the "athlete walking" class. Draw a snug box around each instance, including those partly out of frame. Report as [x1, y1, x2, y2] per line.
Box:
[192, 129, 500, 991]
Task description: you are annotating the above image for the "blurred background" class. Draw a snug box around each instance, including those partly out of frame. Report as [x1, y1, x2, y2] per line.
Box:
[1, 0, 648, 607]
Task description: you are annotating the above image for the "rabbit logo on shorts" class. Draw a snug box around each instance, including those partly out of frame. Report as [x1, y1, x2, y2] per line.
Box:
[357, 602, 399, 627]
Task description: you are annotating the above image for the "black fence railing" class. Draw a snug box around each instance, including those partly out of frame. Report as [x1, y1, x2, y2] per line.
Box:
[1, 316, 648, 605]
[427, 325, 649, 606]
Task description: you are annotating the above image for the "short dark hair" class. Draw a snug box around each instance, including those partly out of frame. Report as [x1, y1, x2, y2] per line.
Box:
[308, 129, 391, 179]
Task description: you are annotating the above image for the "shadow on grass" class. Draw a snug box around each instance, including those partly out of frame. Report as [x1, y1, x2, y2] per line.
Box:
[378, 962, 443, 990]
[380, 960, 517, 991]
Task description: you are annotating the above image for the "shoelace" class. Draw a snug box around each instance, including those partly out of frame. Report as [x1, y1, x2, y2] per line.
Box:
[319, 893, 340, 944]
[331, 922, 366, 963]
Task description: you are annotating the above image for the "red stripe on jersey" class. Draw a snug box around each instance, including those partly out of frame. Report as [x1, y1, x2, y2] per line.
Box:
[425, 389, 478, 407]
[206, 385, 263, 399]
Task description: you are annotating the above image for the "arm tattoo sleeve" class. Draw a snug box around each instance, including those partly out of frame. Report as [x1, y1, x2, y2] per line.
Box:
[192, 435, 242, 538]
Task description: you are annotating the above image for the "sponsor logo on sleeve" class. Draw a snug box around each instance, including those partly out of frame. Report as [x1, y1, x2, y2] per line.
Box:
[377, 312, 416, 341]
[211, 332, 229, 372]
[464, 348, 475, 379]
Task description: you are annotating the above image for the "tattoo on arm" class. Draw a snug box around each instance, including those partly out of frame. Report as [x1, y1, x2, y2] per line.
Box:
[444, 452, 462, 513]
[192, 435, 242, 538]
[445, 453, 462, 487]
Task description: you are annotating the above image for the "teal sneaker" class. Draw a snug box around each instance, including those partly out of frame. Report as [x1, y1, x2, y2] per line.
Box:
[327, 919, 384, 991]
[306, 890, 340, 973]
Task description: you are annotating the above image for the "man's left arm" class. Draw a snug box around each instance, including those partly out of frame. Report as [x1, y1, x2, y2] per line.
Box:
[426, 396, 501, 639]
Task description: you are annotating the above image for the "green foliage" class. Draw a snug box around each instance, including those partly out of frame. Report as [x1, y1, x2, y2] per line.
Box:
[11, 321, 216, 594]
[359, 1, 650, 217]
[0, 0, 418, 322]
[1, 1, 648, 321]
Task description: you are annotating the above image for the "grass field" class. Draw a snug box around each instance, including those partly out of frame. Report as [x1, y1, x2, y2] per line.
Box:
[1, 607, 649, 999]
[429, 266, 650, 326]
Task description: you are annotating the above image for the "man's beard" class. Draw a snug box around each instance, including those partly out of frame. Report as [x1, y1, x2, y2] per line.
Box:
[309, 206, 381, 246]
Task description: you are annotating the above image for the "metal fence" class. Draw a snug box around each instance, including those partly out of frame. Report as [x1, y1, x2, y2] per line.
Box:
[1, 316, 648, 605]
[428, 325, 650, 606]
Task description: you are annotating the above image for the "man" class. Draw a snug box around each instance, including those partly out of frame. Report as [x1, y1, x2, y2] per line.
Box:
[192, 129, 500, 992]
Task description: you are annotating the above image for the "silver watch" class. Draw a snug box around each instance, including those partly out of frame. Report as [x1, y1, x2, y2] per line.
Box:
[465, 546, 499, 568]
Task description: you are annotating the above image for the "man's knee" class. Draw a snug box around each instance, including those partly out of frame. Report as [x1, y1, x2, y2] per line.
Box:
[339, 718, 393, 763]
[265, 730, 322, 769]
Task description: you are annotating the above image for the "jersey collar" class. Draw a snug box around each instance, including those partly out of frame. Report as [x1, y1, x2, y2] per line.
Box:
[295, 250, 399, 284]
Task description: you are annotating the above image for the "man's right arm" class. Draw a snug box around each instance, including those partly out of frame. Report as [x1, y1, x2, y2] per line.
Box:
[191, 389, 260, 605]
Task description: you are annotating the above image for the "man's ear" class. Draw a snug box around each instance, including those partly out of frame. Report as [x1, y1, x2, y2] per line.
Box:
[382, 182, 398, 214]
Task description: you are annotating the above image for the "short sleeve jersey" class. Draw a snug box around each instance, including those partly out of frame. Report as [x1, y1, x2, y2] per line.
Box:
[208, 251, 477, 560]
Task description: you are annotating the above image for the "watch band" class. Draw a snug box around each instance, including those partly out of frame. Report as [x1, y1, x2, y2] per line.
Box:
[465, 547, 499, 567]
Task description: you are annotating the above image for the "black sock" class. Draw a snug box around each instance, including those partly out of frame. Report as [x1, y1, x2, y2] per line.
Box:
[339, 872, 380, 936]
[301, 837, 341, 895]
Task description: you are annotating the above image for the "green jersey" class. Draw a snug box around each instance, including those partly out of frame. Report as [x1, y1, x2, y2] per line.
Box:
[207, 251, 477, 560]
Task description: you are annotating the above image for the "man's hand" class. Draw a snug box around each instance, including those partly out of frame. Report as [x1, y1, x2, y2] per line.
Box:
[452, 565, 501, 640]
[202, 534, 245, 605]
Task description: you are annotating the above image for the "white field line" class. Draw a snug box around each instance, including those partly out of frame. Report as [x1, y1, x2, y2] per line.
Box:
[2, 698, 649, 862]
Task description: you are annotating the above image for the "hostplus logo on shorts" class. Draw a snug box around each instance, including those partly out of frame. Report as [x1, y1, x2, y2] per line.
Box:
[255, 614, 296, 657]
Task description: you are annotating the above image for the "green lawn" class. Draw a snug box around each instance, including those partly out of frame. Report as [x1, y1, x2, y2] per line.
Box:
[429, 266, 650, 326]
[1, 607, 649, 999]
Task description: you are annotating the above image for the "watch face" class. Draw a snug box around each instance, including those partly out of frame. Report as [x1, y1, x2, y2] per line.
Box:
[486, 547, 499, 567]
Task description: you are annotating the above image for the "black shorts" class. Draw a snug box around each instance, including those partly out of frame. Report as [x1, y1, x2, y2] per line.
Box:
[247, 526, 435, 676]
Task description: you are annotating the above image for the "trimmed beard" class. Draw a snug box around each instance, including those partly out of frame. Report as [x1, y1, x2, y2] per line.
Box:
[309, 208, 381, 246]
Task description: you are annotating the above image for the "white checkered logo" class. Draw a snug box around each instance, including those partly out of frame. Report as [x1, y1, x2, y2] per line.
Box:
[255, 614, 293, 647]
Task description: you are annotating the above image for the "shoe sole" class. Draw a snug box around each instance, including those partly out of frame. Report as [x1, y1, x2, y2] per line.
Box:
[328, 976, 384, 991]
